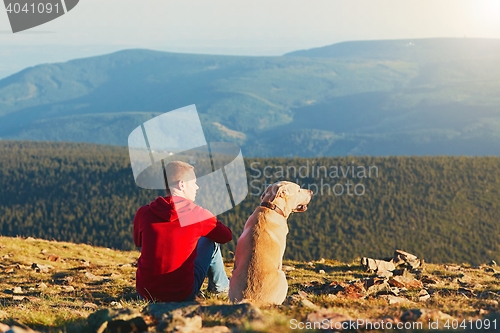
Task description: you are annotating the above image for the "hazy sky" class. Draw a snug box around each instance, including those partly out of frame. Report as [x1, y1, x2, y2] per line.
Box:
[1, 0, 500, 77]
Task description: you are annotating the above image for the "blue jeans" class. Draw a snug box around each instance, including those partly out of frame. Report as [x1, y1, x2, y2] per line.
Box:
[185, 237, 229, 301]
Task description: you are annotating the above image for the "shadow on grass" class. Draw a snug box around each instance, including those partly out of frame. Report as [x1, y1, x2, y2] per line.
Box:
[0, 317, 89, 333]
[37, 317, 89, 333]
[293, 262, 366, 274]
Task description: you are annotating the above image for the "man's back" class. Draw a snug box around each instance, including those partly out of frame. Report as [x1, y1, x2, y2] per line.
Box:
[134, 195, 232, 302]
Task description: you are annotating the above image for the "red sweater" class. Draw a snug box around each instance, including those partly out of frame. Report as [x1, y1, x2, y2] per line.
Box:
[133, 196, 232, 302]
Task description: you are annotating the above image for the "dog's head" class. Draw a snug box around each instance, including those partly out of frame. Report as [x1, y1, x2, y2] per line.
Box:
[261, 181, 313, 216]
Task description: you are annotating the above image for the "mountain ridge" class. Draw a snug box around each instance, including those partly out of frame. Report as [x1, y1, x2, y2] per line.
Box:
[1, 38, 500, 156]
[285, 37, 500, 61]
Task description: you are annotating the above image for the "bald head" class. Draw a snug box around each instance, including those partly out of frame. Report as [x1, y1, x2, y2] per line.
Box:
[165, 161, 195, 187]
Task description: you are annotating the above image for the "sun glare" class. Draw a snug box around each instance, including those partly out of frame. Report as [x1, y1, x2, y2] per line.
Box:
[472, 0, 500, 31]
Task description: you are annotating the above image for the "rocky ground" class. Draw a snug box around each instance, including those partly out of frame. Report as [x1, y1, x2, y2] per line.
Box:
[0, 236, 499, 332]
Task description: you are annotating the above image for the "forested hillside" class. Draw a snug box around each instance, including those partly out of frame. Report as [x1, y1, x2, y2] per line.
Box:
[0, 141, 499, 264]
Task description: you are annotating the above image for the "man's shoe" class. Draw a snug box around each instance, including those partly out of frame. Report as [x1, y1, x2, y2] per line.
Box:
[207, 286, 229, 298]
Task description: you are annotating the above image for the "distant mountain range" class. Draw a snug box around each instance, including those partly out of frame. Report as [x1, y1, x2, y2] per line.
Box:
[1, 38, 500, 157]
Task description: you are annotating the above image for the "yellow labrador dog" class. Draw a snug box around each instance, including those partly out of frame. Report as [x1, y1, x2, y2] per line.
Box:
[229, 181, 313, 305]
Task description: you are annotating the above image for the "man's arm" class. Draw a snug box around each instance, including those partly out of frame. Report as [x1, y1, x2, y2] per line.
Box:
[133, 206, 147, 247]
[204, 219, 232, 244]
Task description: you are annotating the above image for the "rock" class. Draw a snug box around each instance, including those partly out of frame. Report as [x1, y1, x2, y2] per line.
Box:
[477, 291, 500, 299]
[284, 294, 302, 305]
[31, 263, 52, 273]
[144, 303, 200, 321]
[364, 278, 397, 296]
[0, 322, 40, 333]
[12, 287, 23, 294]
[488, 260, 497, 266]
[62, 286, 75, 292]
[83, 302, 98, 310]
[300, 299, 319, 310]
[174, 315, 202, 333]
[105, 317, 148, 333]
[64, 276, 74, 284]
[389, 273, 423, 290]
[401, 309, 453, 323]
[445, 265, 461, 271]
[458, 287, 476, 298]
[457, 279, 476, 289]
[418, 289, 431, 302]
[361, 257, 396, 278]
[154, 310, 202, 333]
[26, 297, 41, 303]
[361, 257, 396, 273]
[377, 268, 394, 278]
[380, 316, 401, 325]
[197, 303, 263, 323]
[308, 281, 342, 295]
[145, 302, 263, 329]
[478, 309, 489, 316]
[318, 258, 326, 264]
[380, 295, 414, 305]
[85, 272, 103, 281]
[307, 309, 352, 329]
[12, 296, 26, 301]
[388, 278, 404, 288]
[393, 250, 423, 270]
[337, 282, 365, 299]
[87, 308, 145, 333]
[15, 265, 30, 270]
[47, 255, 60, 262]
[420, 276, 438, 284]
[318, 269, 326, 274]
[485, 300, 498, 307]
[9, 327, 37, 333]
[110, 301, 123, 309]
[285, 290, 308, 305]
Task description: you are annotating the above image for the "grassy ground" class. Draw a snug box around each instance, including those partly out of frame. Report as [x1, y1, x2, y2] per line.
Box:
[0, 236, 498, 332]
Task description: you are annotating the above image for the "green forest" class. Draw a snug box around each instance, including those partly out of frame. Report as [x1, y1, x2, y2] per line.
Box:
[0, 141, 499, 265]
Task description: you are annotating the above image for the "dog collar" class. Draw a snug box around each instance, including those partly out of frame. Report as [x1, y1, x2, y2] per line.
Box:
[260, 201, 286, 217]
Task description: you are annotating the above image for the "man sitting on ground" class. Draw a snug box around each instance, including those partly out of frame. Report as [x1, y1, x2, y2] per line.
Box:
[133, 160, 232, 302]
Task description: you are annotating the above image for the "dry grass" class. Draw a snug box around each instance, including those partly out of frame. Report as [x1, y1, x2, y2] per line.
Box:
[0, 236, 499, 332]
[0, 236, 145, 332]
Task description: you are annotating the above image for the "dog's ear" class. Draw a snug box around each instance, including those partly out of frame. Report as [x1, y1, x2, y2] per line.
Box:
[261, 183, 289, 203]
[260, 188, 267, 201]
[275, 185, 289, 199]
[261, 183, 279, 202]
